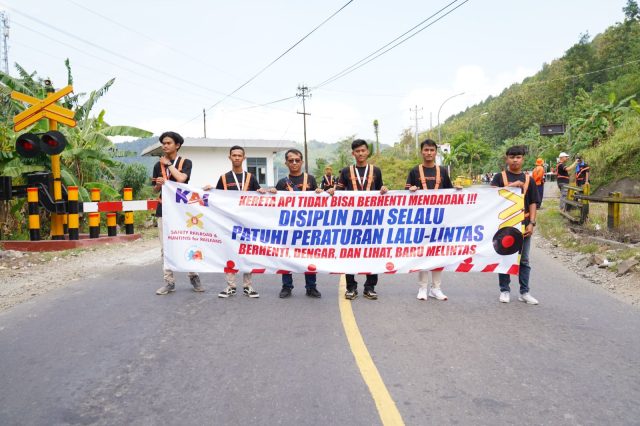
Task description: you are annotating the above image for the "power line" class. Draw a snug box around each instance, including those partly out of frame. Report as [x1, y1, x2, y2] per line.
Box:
[11, 19, 213, 102]
[314, 0, 470, 89]
[64, 0, 234, 78]
[520, 57, 640, 87]
[190, 0, 355, 124]
[3, 4, 258, 102]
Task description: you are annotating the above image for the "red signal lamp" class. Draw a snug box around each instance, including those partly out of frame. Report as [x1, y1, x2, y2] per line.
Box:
[15, 133, 42, 158]
[40, 131, 68, 155]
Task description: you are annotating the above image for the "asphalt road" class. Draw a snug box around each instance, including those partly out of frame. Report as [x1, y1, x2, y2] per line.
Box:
[1, 239, 639, 426]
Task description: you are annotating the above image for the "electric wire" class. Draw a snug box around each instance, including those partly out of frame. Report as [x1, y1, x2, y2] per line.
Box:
[314, 0, 470, 89]
[3, 4, 260, 104]
[179, 0, 355, 127]
[64, 0, 234, 78]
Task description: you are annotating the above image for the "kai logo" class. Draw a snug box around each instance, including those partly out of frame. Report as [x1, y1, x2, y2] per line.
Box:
[186, 212, 204, 229]
[176, 188, 209, 206]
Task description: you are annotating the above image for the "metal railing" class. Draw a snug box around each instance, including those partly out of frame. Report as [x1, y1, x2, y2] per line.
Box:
[560, 183, 640, 229]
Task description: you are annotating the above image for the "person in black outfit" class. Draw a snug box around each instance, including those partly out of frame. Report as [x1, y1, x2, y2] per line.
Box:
[491, 145, 540, 305]
[327, 139, 388, 300]
[275, 149, 324, 299]
[203, 145, 266, 298]
[320, 165, 336, 191]
[152, 131, 204, 295]
[406, 139, 453, 302]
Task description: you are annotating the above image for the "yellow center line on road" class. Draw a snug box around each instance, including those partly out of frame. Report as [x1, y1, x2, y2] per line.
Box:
[338, 275, 405, 426]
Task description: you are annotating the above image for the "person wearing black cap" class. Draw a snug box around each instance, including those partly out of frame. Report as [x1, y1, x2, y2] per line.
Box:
[152, 131, 204, 295]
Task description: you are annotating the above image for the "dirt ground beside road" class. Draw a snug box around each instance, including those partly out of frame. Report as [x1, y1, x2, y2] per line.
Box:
[0, 234, 159, 313]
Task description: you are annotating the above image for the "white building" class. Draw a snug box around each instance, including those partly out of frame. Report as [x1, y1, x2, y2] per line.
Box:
[141, 138, 294, 189]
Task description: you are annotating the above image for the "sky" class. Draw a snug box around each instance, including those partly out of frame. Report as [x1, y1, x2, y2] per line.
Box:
[0, 0, 628, 146]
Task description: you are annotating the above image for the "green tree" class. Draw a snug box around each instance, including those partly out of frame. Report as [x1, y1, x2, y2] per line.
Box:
[623, 0, 639, 21]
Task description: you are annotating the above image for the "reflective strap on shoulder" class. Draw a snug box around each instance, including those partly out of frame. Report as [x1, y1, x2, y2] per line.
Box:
[243, 173, 252, 191]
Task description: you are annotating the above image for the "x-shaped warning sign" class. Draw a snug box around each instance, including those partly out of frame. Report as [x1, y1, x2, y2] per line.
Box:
[11, 85, 77, 131]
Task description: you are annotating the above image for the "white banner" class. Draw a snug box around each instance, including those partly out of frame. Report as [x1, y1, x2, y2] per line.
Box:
[162, 182, 525, 275]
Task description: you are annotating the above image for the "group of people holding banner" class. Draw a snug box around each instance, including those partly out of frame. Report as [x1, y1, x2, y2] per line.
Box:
[151, 131, 539, 306]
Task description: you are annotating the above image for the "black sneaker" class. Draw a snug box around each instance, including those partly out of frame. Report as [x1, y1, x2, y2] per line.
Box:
[243, 286, 259, 298]
[279, 287, 292, 298]
[345, 289, 358, 300]
[306, 288, 321, 298]
[363, 289, 378, 300]
[218, 286, 236, 298]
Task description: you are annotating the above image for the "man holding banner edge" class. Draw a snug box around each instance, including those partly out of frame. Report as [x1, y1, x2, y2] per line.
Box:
[406, 139, 454, 302]
[328, 139, 388, 300]
[275, 148, 324, 299]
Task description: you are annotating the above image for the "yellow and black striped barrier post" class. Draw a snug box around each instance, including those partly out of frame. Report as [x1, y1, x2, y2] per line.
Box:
[67, 186, 80, 240]
[27, 187, 40, 241]
[91, 188, 100, 202]
[607, 192, 621, 230]
[106, 212, 117, 237]
[88, 212, 100, 238]
[49, 121, 65, 240]
[580, 183, 590, 224]
[62, 211, 68, 236]
[123, 187, 134, 234]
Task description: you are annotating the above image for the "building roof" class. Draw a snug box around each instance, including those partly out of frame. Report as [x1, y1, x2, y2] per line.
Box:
[141, 137, 295, 156]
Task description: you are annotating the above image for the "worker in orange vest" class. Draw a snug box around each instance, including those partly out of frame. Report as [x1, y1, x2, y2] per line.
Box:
[532, 158, 545, 209]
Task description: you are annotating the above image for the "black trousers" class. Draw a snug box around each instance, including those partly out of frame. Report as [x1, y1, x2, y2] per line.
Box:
[346, 274, 378, 291]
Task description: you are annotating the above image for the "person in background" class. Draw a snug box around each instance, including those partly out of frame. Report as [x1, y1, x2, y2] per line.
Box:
[575, 156, 590, 187]
[532, 158, 545, 209]
[321, 165, 336, 191]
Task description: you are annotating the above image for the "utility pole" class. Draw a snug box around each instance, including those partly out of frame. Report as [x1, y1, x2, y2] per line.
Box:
[296, 85, 311, 173]
[429, 112, 433, 138]
[0, 11, 9, 75]
[373, 119, 380, 155]
[203, 108, 207, 138]
[410, 105, 423, 153]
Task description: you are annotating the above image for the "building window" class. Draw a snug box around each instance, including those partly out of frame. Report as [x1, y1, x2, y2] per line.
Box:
[246, 157, 267, 185]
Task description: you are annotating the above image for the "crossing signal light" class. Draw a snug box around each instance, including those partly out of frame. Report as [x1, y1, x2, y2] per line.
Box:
[16, 133, 42, 158]
[41, 131, 67, 155]
[15, 131, 68, 158]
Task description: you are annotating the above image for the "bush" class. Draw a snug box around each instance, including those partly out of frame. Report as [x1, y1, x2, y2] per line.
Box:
[584, 114, 640, 190]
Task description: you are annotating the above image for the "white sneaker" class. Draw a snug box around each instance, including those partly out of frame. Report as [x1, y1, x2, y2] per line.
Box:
[417, 287, 428, 300]
[499, 291, 510, 303]
[518, 293, 539, 305]
[428, 287, 448, 301]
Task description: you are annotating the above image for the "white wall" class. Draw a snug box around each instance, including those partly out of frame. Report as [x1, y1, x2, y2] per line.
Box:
[178, 147, 278, 189]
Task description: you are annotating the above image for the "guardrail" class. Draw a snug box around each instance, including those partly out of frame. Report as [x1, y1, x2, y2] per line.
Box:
[559, 183, 640, 229]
